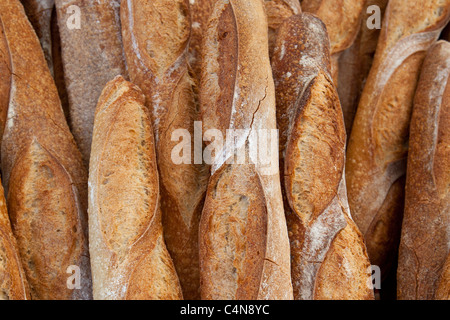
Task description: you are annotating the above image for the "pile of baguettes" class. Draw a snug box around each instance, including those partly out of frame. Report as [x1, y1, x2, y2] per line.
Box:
[0, 0, 448, 301]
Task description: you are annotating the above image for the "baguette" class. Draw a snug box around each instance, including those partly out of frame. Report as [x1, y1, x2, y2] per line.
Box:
[301, 0, 365, 83]
[397, 40, 450, 300]
[121, 0, 209, 300]
[88, 76, 183, 300]
[0, 0, 91, 300]
[189, 0, 216, 82]
[0, 179, 30, 300]
[346, 0, 450, 282]
[338, 0, 389, 139]
[199, 0, 293, 300]
[264, 0, 301, 58]
[54, 0, 128, 166]
[272, 13, 374, 300]
[21, 0, 55, 75]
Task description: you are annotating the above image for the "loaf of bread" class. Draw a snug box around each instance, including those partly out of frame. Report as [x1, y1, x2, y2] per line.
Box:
[189, 0, 216, 83]
[198, 0, 293, 300]
[54, 0, 128, 166]
[23, 1, 70, 121]
[88, 76, 183, 300]
[338, 0, 389, 138]
[346, 0, 450, 283]
[121, 0, 209, 300]
[0, 0, 91, 300]
[436, 252, 450, 300]
[301, 0, 365, 83]
[0, 179, 30, 300]
[397, 40, 450, 300]
[264, 0, 301, 58]
[272, 13, 374, 300]
[21, 0, 55, 74]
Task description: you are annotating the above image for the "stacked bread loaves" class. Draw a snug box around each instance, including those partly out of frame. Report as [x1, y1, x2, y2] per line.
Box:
[0, 0, 448, 300]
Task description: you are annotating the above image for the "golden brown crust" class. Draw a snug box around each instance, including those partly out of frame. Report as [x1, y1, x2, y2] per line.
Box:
[272, 13, 373, 300]
[200, 164, 268, 300]
[121, 0, 209, 300]
[301, 0, 365, 83]
[199, 0, 293, 300]
[0, 179, 30, 300]
[8, 140, 89, 300]
[88, 76, 183, 300]
[397, 41, 450, 300]
[346, 0, 450, 281]
[264, 0, 301, 58]
[54, 0, 128, 166]
[314, 208, 374, 300]
[0, 0, 91, 300]
[189, 0, 216, 82]
[21, 0, 55, 74]
[338, 0, 389, 138]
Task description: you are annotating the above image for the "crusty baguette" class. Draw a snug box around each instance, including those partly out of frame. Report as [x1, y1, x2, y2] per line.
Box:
[88, 76, 183, 300]
[0, 179, 30, 300]
[301, 0, 365, 84]
[436, 252, 450, 300]
[199, 0, 293, 300]
[21, 0, 55, 75]
[346, 0, 450, 282]
[397, 40, 450, 300]
[0, 0, 91, 300]
[54, 0, 128, 166]
[264, 0, 301, 58]
[189, 0, 216, 83]
[121, 0, 209, 300]
[272, 13, 374, 300]
[338, 0, 389, 139]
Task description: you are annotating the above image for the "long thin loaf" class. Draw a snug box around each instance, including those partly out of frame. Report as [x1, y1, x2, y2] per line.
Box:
[272, 13, 374, 300]
[189, 0, 216, 83]
[346, 0, 450, 281]
[301, 0, 365, 84]
[88, 76, 183, 300]
[121, 0, 209, 300]
[397, 40, 450, 300]
[0, 0, 91, 300]
[54, 0, 128, 166]
[21, 0, 55, 74]
[264, 0, 301, 58]
[0, 179, 30, 300]
[199, 0, 293, 300]
[338, 0, 389, 138]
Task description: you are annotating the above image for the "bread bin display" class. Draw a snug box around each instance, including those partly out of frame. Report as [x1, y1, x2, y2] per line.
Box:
[0, 0, 447, 301]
